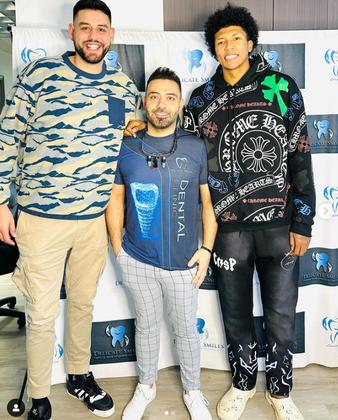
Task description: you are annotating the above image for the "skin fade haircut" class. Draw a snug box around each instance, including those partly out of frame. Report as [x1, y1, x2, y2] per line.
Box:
[147, 67, 182, 95]
[73, 0, 112, 23]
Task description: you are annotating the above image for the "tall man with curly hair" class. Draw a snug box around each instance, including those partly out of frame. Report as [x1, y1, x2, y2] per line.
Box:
[183, 3, 315, 420]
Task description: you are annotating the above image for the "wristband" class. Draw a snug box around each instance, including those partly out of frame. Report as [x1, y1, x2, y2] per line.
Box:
[201, 245, 212, 255]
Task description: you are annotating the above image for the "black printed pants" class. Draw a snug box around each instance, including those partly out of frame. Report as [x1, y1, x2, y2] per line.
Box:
[213, 225, 299, 396]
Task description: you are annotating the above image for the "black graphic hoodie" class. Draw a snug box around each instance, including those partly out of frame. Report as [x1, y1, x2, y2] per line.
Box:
[183, 54, 316, 237]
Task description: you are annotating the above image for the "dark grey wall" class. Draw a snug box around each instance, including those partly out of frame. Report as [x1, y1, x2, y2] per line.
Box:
[164, 0, 338, 31]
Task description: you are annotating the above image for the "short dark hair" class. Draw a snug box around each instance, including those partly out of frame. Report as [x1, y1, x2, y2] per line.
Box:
[204, 2, 259, 59]
[146, 67, 182, 94]
[73, 0, 112, 24]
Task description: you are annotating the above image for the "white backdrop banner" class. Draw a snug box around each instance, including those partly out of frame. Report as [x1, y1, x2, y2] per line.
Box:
[11, 27, 338, 385]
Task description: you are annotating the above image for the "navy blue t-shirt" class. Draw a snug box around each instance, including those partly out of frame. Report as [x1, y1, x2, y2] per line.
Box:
[115, 128, 208, 270]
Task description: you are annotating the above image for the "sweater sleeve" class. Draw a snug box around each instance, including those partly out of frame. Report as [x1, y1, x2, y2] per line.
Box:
[127, 84, 143, 123]
[285, 83, 316, 237]
[0, 68, 35, 205]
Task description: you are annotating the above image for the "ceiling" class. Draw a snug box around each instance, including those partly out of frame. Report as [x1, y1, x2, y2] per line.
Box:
[0, 0, 15, 54]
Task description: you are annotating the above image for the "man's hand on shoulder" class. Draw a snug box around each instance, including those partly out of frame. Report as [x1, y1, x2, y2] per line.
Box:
[0, 204, 16, 245]
[124, 120, 147, 138]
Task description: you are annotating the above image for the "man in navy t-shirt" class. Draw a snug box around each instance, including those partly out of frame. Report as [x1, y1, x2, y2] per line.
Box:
[106, 67, 217, 420]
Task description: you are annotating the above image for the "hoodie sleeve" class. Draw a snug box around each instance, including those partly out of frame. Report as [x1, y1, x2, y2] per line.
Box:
[182, 92, 202, 138]
[285, 82, 316, 237]
[0, 67, 35, 205]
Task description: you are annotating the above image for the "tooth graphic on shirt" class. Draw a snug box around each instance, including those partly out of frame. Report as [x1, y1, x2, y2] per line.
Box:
[131, 182, 159, 237]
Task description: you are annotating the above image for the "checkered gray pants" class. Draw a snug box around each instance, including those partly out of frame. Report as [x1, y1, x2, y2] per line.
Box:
[116, 248, 201, 390]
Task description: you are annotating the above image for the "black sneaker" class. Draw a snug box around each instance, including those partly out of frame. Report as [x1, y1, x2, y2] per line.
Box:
[67, 372, 115, 417]
[27, 405, 51, 420]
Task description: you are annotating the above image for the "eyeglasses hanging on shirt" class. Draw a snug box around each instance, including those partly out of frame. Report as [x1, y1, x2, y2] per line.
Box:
[140, 129, 178, 169]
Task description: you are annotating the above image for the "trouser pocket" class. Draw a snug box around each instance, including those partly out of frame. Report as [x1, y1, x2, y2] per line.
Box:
[12, 256, 36, 304]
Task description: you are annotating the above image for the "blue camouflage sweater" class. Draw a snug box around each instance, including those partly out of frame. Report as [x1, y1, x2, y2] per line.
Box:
[0, 52, 141, 219]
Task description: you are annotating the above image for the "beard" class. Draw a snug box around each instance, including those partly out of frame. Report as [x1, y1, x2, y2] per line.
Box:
[74, 40, 109, 65]
[146, 109, 178, 131]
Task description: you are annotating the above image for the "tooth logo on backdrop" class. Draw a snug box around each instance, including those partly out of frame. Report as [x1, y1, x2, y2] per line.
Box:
[194, 318, 225, 351]
[104, 50, 122, 71]
[314, 119, 334, 140]
[53, 335, 64, 362]
[307, 115, 338, 154]
[91, 319, 136, 365]
[263, 50, 282, 72]
[299, 248, 338, 287]
[180, 46, 217, 87]
[21, 47, 47, 64]
[324, 49, 338, 78]
[323, 186, 338, 216]
[183, 49, 207, 75]
[322, 317, 338, 346]
[106, 325, 129, 348]
[196, 318, 209, 340]
[312, 252, 333, 273]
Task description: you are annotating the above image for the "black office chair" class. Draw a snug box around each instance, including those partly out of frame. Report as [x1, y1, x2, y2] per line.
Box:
[0, 296, 25, 327]
[0, 240, 25, 327]
[0, 182, 25, 328]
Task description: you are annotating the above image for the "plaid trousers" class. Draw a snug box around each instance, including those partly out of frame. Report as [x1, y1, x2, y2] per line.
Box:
[117, 247, 201, 390]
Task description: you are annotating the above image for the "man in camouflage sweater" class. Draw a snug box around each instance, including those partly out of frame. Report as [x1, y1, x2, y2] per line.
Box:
[0, 1, 141, 419]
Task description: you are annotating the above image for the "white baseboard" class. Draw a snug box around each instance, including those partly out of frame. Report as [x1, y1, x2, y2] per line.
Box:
[0, 273, 13, 283]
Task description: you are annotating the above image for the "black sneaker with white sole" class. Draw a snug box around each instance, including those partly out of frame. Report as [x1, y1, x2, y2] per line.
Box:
[67, 372, 115, 418]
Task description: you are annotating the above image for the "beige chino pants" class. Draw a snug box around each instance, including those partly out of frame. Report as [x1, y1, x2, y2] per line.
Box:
[12, 212, 108, 398]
